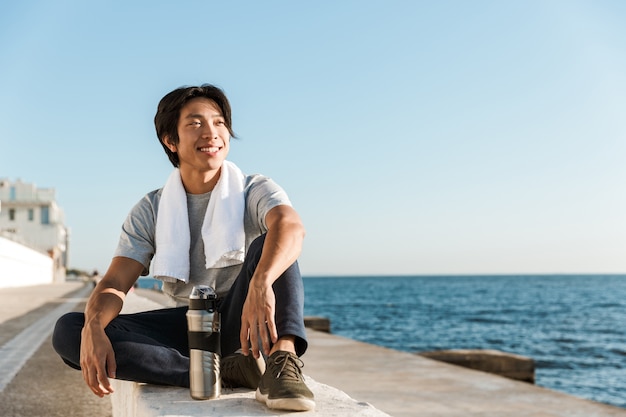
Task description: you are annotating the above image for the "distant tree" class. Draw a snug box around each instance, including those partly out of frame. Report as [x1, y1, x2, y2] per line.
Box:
[67, 268, 90, 277]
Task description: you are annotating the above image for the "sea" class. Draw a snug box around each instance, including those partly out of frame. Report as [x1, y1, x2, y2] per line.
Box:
[137, 274, 626, 409]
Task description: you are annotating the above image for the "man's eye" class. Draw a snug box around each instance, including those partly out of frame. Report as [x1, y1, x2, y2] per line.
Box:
[216, 120, 225, 126]
[189, 121, 201, 126]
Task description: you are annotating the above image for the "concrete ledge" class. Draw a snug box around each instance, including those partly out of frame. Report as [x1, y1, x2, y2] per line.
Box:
[111, 377, 390, 417]
[303, 316, 331, 333]
[302, 329, 626, 416]
[114, 291, 389, 416]
[418, 349, 535, 383]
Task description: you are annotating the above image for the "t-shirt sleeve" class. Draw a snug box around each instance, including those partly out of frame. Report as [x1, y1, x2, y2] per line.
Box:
[113, 191, 158, 276]
[246, 175, 292, 232]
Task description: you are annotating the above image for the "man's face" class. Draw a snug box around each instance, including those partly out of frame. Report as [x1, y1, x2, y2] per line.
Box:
[166, 97, 230, 174]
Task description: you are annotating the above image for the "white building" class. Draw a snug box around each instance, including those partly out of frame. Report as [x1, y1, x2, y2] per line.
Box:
[0, 178, 69, 284]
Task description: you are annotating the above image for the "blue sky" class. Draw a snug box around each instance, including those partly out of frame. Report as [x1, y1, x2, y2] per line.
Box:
[1, 0, 625, 276]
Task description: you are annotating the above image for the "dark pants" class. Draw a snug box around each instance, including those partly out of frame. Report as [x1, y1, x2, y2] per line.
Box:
[52, 234, 307, 387]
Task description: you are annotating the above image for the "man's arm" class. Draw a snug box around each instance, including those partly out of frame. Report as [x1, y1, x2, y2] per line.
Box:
[240, 204, 306, 358]
[81, 256, 144, 397]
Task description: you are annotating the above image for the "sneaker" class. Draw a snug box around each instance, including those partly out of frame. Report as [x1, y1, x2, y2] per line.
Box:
[255, 351, 315, 411]
[221, 350, 266, 389]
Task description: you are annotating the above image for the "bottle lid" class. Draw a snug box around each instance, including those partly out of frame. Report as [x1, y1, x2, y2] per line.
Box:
[189, 285, 217, 300]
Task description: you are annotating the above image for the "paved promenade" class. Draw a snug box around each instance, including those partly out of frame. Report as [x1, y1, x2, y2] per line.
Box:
[0, 282, 112, 417]
[1, 282, 625, 417]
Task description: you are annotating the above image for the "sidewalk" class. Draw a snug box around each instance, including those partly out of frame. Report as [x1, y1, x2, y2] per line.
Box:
[0, 281, 85, 344]
[0, 282, 112, 417]
[1, 283, 625, 417]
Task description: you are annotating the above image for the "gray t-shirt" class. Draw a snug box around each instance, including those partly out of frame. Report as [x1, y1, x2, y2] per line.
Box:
[114, 174, 292, 306]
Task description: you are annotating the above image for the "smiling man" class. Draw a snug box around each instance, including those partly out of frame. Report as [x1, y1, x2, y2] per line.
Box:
[52, 84, 315, 412]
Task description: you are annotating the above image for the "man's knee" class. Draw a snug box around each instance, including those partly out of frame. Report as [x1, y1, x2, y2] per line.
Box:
[247, 233, 266, 258]
[52, 312, 84, 363]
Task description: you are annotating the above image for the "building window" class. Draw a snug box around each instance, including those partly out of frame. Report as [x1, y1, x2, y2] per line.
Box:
[41, 205, 50, 225]
[9, 208, 16, 221]
[28, 208, 34, 221]
[10, 186, 16, 201]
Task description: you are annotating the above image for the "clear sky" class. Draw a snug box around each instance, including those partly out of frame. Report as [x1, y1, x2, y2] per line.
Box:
[1, 0, 625, 276]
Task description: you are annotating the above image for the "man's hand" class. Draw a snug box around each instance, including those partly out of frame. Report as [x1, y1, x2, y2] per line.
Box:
[240, 280, 278, 358]
[238, 206, 305, 358]
[80, 321, 116, 397]
[78, 257, 142, 397]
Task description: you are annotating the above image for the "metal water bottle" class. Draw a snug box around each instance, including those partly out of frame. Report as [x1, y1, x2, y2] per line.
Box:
[187, 285, 221, 400]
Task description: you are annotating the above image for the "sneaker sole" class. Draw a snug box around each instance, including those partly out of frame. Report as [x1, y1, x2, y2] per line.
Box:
[255, 388, 316, 412]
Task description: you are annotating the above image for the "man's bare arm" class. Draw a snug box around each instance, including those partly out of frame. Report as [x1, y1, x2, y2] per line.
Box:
[81, 256, 144, 397]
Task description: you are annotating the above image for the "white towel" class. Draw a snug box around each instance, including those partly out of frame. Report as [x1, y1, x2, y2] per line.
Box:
[153, 161, 246, 283]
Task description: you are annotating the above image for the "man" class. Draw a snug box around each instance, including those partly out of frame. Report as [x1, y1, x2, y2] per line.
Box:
[52, 84, 315, 412]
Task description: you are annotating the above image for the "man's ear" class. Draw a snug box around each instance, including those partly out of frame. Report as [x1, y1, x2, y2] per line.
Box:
[162, 135, 177, 152]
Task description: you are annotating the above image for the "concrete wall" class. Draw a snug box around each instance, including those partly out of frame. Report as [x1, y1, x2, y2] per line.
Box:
[0, 237, 53, 288]
[0, 178, 69, 282]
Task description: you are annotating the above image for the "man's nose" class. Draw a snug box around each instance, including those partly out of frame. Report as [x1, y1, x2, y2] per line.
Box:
[202, 124, 217, 138]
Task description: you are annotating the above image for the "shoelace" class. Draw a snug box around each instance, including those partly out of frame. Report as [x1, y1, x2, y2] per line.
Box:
[272, 352, 304, 381]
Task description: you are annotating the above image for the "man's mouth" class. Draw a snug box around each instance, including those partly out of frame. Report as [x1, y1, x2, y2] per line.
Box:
[199, 146, 220, 153]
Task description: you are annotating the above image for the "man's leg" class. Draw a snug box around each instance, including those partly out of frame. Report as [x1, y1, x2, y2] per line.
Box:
[219, 233, 308, 357]
[218, 233, 314, 411]
[52, 307, 190, 387]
